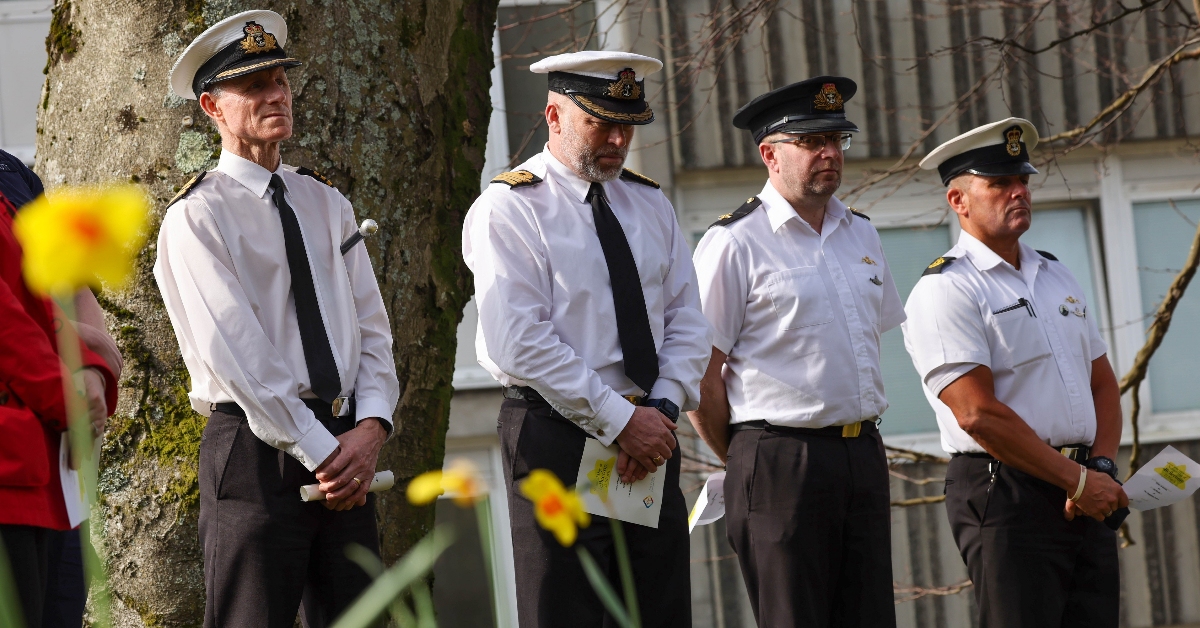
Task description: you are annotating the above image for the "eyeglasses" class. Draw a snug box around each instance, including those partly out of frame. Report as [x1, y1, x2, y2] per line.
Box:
[770, 133, 853, 152]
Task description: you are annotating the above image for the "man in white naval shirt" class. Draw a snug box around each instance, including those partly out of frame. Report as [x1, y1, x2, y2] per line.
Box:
[463, 51, 709, 627]
[154, 11, 398, 627]
[903, 118, 1127, 627]
[691, 77, 904, 627]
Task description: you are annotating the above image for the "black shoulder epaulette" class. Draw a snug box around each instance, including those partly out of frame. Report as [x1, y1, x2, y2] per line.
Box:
[709, 196, 762, 229]
[491, 170, 543, 188]
[850, 208, 870, 221]
[620, 168, 660, 188]
[167, 171, 206, 207]
[297, 166, 335, 188]
[1036, 250, 1058, 261]
[922, 256, 957, 276]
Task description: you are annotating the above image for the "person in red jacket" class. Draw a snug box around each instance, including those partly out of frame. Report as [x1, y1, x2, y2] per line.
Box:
[0, 148, 118, 628]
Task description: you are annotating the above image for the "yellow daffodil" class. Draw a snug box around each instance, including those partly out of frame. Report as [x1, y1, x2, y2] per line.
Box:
[406, 458, 484, 507]
[520, 469, 590, 547]
[13, 184, 149, 296]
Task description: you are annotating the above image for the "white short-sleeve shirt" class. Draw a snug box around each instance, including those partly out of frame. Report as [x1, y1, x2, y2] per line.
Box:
[693, 180, 906, 428]
[901, 230, 1108, 454]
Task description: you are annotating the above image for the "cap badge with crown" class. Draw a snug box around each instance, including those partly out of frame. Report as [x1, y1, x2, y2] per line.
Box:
[608, 69, 642, 100]
[240, 21, 278, 54]
[1005, 126, 1023, 156]
[814, 83, 844, 111]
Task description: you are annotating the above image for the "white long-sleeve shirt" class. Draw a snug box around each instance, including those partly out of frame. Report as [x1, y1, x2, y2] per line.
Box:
[154, 150, 399, 470]
[462, 147, 711, 446]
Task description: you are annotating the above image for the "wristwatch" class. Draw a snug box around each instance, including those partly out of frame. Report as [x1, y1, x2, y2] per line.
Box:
[643, 398, 680, 422]
[1085, 456, 1119, 481]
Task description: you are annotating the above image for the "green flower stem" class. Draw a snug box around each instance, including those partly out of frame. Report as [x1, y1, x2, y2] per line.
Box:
[576, 546, 634, 628]
[474, 497, 499, 620]
[50, 295, 110, 628]
[609, 519, 642, 628]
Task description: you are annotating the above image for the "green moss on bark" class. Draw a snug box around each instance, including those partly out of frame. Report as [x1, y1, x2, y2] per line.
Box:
[45, 0, 81, 73]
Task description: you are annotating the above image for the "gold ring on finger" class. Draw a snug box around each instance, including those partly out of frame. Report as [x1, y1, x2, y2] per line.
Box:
[352, 477, 363, 487]
[652, 456, 664, 465]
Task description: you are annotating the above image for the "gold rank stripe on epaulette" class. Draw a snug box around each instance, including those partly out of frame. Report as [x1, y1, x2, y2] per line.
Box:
[297, 166, 335, 188]
[491, 170, 543, 188]
[619, 168, 660, 188]
[922, 256, 957, 276]
[709, 196, 762, 229]
[849, 208, 870, 221]
[167, 170, 207, 207]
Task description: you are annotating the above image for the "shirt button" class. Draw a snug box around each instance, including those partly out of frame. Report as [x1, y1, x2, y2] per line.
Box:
[597, 429, 605, 437]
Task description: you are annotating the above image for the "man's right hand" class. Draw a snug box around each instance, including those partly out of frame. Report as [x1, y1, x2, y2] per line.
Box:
[1065, 469, 1128, 522]
[614, 406, 677, 482]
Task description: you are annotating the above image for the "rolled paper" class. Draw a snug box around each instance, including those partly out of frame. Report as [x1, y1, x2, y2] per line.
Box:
[300, 470, 395, 502]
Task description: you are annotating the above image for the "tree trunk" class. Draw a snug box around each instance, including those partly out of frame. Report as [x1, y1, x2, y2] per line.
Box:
[35, 0, 496, 624]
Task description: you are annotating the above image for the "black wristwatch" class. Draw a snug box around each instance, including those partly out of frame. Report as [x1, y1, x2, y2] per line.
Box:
[1085, 456, 1119, 481]
[643, 398, 680, 422]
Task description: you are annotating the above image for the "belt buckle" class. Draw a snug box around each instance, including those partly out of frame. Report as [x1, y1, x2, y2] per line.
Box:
[1060, 446, 1079, 461]
[842, 422, 862, 438]
[623, 395, 643, 406]
[332, 396, 350, 417]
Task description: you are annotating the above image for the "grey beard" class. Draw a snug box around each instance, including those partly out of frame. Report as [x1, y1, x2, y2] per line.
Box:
[561, 126, 627, 182]
[805, 173, 841, 196]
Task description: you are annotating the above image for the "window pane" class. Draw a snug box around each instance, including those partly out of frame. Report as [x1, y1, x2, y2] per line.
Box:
[1021, 208, 1099, 315]
[878, 225, 952, 435]
[1134, 200, 1200, 413]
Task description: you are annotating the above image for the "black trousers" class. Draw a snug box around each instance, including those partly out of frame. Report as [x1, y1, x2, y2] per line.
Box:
[199, 410, 380, 628]
[498, 398, 691, 628]
[945, 455, 1119, 628]
[42, 527, 86, 628]
[0, 524, 49, 628]
[725, 424, 896, 628]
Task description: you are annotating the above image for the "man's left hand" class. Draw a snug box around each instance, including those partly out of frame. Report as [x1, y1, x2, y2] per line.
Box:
[314, 418, 387, 511]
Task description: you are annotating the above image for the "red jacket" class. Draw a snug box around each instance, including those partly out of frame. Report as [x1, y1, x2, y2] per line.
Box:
[0, 170, 117, 530]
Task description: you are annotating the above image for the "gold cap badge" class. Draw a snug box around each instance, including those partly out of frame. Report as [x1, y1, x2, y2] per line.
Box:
[814, 83, 844, 111]
[607, 69, 642, 100]
[240, 21, 278, 54]
[1005, 126, 1023, 157]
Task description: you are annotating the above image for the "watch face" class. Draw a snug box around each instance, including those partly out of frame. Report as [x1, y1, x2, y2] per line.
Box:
[1089, 456, 1117, 476]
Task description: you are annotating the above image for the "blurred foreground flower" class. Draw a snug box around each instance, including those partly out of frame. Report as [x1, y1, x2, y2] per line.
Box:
[520, 469, 590, 546]
[406, 458, 484, 507]
[13, 185, 149, 296]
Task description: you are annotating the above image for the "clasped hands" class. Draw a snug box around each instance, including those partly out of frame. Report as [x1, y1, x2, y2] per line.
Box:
[614, 406, 678, 484]
[1064, 469, 1129, 523]
[314, 418, 388, 511]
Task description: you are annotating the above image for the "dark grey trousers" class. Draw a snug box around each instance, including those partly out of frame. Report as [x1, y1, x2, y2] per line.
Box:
[498, 397, 691, 628]
[725, 423, 897, 628]
[199, 410, 379, 628]
[945, 455, 1119, 628]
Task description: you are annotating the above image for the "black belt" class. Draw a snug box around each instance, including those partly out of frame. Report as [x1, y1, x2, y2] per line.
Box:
[952, 443, 1091, 464]
[729, 419, 877, 438]
[211, 395, 355, 420]
[503, 385, 647, 407]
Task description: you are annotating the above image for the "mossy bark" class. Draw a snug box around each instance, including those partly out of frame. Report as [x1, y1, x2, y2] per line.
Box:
[35, 1, 497, 625]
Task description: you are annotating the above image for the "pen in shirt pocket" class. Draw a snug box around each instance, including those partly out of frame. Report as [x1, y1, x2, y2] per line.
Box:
[992, 297, 1037, 318]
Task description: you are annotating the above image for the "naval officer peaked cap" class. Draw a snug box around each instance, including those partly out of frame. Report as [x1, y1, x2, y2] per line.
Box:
[169, 10, 302, 100]
[733, 76, 861, 143]
[530, 51, 663, 125]
[920, 117, 1041, 186]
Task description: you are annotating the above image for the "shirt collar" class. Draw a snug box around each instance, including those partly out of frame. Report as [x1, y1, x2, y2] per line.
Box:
[957, 229, 1045, 274]
[216, 150, 279, 199]
[759, 180, 850, 233]
[541, 145, 599, 205]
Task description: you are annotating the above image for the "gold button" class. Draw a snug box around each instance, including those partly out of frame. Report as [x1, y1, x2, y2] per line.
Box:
[597, 429, 605, 437]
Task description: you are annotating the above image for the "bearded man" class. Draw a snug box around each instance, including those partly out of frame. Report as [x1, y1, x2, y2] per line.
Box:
[462, 51, 710, 627]
[690, 77, 904, 626]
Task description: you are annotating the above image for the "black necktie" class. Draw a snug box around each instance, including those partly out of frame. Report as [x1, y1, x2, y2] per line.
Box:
[587, 182, 659, 394]
[270, 174, 341, 404]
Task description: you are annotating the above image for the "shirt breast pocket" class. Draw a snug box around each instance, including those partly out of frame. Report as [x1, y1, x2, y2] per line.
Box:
[766, 266, 834, 331]
[992, 310, 1052, 369]
[851, 265, 884, 331]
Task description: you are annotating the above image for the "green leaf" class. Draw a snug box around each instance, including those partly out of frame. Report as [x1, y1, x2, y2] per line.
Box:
[411, 579, 437, 628]
[576, 547, 633, 628]
[331, 526, 455, 628]
[0, 538, 26, 628]
[345, 543, 385, 579]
